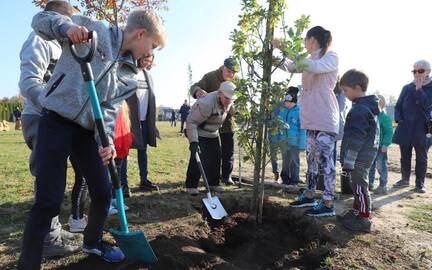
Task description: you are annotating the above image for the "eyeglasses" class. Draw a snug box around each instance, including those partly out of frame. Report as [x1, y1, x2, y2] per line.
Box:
[412, 69, 426, 74]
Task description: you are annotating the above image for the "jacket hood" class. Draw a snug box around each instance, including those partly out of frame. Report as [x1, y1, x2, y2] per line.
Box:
[353, 95, 380, 116]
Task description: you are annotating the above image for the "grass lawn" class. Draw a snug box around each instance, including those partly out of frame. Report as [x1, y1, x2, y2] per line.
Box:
[1, 121, 431, 269]
[0, 121, 191, 268]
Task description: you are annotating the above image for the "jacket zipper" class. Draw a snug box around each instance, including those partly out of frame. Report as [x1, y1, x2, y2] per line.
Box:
[72, 61, 117, 121]
[45, 73, 65, 97]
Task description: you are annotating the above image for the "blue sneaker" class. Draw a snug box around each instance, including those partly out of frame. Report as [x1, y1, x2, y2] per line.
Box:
[304, 200, 336, 217]
[83, 240, 125, 262]
[290, 191, 317, 208]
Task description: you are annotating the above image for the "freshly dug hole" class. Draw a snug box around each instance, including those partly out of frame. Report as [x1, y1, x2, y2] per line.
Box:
[151, 200, 334, 270]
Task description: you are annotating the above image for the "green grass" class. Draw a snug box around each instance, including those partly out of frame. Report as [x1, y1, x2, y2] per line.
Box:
[0, 121, 191, 268]
[408, 204, 432, 233]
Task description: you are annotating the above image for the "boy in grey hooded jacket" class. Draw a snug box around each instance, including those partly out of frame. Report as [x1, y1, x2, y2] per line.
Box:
[18, 8, 165, 270]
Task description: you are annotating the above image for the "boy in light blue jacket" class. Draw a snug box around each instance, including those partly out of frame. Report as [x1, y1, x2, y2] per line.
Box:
[18, 8, 165, 270]
[280, 87, 306, 185]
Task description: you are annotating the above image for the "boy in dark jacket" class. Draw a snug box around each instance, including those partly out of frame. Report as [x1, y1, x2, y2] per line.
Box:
[339, 69, 380, 233]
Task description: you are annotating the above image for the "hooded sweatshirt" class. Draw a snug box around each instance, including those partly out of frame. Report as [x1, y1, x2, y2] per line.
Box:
[31, 11, 139, 145]
[340, 95, 380, 170]
[281, 49, 339, 134]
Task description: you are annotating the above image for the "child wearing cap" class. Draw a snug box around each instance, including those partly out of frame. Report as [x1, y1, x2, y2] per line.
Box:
[368, 95, 393, 194]
[185, 81, 236, 195]
[279, 87, 307, 185]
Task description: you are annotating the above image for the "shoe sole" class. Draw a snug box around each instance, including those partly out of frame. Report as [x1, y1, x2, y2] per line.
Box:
[83, 248, 124, 263]
[290, 203, 316, 208]
[69, 227, 85, 233]
[393, 184, 409, 188]
[305, 211, 336, 217]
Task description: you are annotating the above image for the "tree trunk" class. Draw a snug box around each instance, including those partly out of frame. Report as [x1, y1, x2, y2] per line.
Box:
[250, 0, 276, 222]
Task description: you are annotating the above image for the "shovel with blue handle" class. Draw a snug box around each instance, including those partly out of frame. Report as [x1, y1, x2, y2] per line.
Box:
[69, 31, 157, 264]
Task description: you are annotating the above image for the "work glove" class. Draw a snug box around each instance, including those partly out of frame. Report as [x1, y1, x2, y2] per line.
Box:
[189, 142, 200, 155]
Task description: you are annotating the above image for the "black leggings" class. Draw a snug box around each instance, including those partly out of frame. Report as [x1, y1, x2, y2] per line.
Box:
[70, 155, 88, 219]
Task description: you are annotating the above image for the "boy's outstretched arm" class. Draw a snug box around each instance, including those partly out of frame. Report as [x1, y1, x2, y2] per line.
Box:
[32, 11, 75, 41]
[32, 11, 90, 44]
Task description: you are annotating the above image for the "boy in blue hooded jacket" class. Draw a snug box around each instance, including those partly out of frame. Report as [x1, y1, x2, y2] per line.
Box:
[279, 87, 306, 185]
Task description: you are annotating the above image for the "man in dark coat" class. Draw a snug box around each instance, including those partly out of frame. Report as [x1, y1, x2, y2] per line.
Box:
[392, 60, 432, 193]
[190, 57, 238, 185]
[125, 55, 159, 193]
[179, 99, 190, 133]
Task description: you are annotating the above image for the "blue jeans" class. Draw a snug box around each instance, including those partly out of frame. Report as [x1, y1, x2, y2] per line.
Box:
[368, 148, 388, 188]
[138, 120, 149, 185]
[115, 157, 128, 187]
[280, 146, 300, 184]
[270, 140, 286, 174]
[18, 110, 111, 269]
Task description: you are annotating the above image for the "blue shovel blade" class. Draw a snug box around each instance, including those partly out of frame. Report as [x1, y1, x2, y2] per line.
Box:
[110, 228, 157, 264]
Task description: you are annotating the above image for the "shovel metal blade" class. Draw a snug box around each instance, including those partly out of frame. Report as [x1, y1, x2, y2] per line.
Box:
[110, 228, 157, 264]
[202, 196, 228, 220]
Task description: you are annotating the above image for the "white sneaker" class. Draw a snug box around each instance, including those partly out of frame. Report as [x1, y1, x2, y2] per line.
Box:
[68, 215, 88, 233]
[108, 205, 118, 216]
[108, 199, 129, 216]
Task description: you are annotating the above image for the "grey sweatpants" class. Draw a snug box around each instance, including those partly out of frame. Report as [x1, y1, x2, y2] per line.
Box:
[306, 130, 336, 201]
[22, 114, 62, 245]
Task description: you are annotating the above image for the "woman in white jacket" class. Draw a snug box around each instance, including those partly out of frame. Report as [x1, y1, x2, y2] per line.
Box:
[275, 26, 339, 217]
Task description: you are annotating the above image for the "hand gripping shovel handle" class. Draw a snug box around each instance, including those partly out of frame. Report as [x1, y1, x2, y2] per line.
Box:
[195, 151, 212, 200]
[69, 32, 128, 233]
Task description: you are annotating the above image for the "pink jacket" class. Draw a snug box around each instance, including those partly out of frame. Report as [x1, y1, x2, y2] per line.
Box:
[282, 49, 339, 134]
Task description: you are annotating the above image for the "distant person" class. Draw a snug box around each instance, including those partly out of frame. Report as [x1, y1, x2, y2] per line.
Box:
[170, 109, 176, 127]
[190, 57, 238, 185]
[13, 106, 22, 120]
[179, 99, 190, 133]
[125, 55, 160, 193]
[185, 82, 236, 195]
[13, 107, 22, 130]
[339, 69, 379, 233]
[368, 95, 393, 194]
[274, 26, 339, 217]
[392, 60, 432, 193]
[18, 0, 81, 258]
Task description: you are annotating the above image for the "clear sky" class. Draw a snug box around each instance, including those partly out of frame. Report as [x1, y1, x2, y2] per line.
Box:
[1, 0, 432, 108]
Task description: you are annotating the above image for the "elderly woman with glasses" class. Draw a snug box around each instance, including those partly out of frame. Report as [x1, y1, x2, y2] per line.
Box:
[392, 59, 432, 193]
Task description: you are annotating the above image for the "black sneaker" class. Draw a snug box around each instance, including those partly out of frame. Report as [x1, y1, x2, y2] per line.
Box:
[342, 216, 372, 233]
[139, 180, 159, 192]
[393, 180, 409, 188]
[122, 184, 131, 198]
[337, 208, 359, 222]
[290, 191, 317, 208]
[413, 186, 426, 193]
